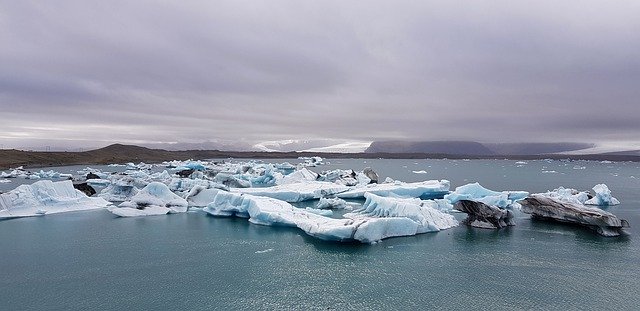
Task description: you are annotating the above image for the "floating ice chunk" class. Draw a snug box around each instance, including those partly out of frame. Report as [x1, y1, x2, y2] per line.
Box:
[0, 180, 110, 219]
[175, 161, 207, 171]
[233, 181, 349, 202]
[344, 193, 458, 236]
[539, 187, 589, 205]
[213, 173, 251, 188]
[316, 197, 348, 209]
[98, 177, 140, 202]
[337, 180, 450, 199]
[412, 170, 428, 174]
[585, 184, 620, 206]
[185, 186, 225, 207]
[454, 200, 515, 229]
[110, 182, 188, 217]
[521, 194, 628, 236]
[305, 207, 333, 216]
[205, 192, 456, 243]
[278, 168, 318, 184]
[444, 182, 528, 209]
[0, 179, 11, 183]
[168, 178, 228, 192]
[86, 179, 111, 187]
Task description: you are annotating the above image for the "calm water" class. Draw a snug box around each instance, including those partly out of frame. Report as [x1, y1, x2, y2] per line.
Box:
[1, 159, 639, 310]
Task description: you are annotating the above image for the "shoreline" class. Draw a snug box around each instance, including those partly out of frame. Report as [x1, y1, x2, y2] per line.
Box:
[1, 144, 639, 170]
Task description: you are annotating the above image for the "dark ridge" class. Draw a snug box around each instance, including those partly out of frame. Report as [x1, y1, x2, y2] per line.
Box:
[366, 141, 495, 156]
[2, 143, 640, 170]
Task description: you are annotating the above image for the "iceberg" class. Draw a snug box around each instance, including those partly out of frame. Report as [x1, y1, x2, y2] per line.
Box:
[343, 193, 459, 237]
[453, 200, 515, 229]
[109, 182, 188, 217]
[584, 184, 620, 206]
[204, 192, 456, 243]
[0, 180, 111, 219]
[168, 178, 229, 193]
[316, 197, 348, 209]
[305, 207, 334, 216]
[233, 181, 349, 202]
[185, 186, 225, 207]
[444, 182, 528, 209]
[337, 180, 450, 199]
[538, 187, 590, 205]
[98, 176, 140, 202]
[278, 168, 318, 184]
[520, 194, 629, 237]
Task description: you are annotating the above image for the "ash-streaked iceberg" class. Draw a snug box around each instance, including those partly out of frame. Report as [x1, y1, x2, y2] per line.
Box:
[337, 180, 450, 199]
[98, 176, 140, 202]
[233, 181, 349, 202]
[204, 192, 456, 243]
[109, 182, 188, 217]
[0, 180, 111, 219]
[584, 184, 620, 206]
[453, 200, 515, 229]
[520, 194, 629, 237]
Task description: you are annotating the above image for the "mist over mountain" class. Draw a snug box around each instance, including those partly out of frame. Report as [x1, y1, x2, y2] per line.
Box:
[365, 141, 595, 155]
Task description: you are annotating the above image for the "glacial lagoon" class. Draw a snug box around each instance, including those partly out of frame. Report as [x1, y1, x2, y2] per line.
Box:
[1, 158, 639, 310]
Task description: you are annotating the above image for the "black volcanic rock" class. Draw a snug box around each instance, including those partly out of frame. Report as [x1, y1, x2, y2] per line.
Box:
[176, 169, 195, 178]
[454, 200, 515, 229]
[363, 167, 379, 184]
[74, 182, 96, 196]
[86, 172, 101, 180]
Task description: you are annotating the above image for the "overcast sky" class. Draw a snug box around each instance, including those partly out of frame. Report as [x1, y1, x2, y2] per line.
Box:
[1, 0, 639, 149]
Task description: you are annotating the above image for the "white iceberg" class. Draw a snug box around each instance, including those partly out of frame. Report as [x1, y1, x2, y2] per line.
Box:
[316, 197, 348, 209]
[278, 167, 318, 184]
[337, 180, 450, 199]
[0, 180, 111, 219]
[585, 184, 620, 206]
[204, 192, 456, 243]
[538, 187, 590, 205]
[444, 182, 528, 209]
[233, 181, 349, 202]
[185, 185, 225, 207]
[109, 182, 188, 217]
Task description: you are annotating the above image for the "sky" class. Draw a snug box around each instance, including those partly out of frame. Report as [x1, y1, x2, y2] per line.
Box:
[1, 0, 639, 150]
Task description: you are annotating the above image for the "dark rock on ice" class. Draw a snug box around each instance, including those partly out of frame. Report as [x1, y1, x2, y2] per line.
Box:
[520, 195, 629, 237]
[363, 167, 379, 184]
[74, 182, 97, 197]
[86, 172, 101, 180]
[176, 169, 195, 178]
[453, 200, 515, 229]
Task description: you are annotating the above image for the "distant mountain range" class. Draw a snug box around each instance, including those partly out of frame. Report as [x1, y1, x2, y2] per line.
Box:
[365, 141, 595, 155]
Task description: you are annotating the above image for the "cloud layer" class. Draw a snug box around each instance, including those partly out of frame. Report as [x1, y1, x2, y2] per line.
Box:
[1, 1, 639, 149]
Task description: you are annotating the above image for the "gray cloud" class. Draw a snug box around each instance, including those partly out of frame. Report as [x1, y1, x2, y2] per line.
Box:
[1, 0, 639, 149]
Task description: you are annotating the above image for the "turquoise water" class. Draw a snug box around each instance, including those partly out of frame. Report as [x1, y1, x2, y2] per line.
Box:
[1, 159, 639, 310]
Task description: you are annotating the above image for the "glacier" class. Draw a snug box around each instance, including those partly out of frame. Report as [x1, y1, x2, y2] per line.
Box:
[0, 180, 111, 219]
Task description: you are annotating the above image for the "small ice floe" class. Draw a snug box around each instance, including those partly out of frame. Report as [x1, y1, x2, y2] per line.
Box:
[541, 170, 558, 174]
[412, 170, 428, 174]
[255, 249, 274, 254]
[573, 166, 586, 170]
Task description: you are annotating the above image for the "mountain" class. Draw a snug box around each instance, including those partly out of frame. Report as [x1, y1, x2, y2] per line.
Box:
[366, 141, 495, 155]
[365, 141, 595, 156]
